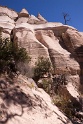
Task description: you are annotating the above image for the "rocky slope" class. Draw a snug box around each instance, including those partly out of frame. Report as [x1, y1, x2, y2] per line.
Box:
[0, 6, 83, 124]
[0, 74, 72, 124]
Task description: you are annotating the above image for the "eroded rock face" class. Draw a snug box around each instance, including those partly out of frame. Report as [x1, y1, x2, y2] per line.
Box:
[37, 13, 47, 23]
[0, 6, 82, 90]
[0, 15, 15, 24]
[62, 28, 83, 54]
[0, 6, 18, 20]
[0, 75, 72, 124]
[35, 29, 81, 101]
[18, 8, 29, 18]
[28, 15, 40, 24]
[35, 30, 80, 75]
[0, 6, 83, 123]
[0, 7, 15, 34]
[16, 17, 29, 24]
[12, 23, 50, 77]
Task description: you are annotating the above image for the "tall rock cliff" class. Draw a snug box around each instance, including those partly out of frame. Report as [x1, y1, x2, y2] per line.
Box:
[0, 6, 83, 124]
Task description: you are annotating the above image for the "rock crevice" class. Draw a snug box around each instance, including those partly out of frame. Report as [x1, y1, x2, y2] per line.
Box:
[0, 6, 83, 124]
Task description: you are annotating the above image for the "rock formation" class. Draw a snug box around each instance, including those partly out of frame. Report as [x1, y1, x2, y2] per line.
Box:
[0, 6, 18, 19]
[0, 75, 72, 124]
[37, 13, 47, 23]
[18, 8, 29, 18]
[0, 6, 83, 124]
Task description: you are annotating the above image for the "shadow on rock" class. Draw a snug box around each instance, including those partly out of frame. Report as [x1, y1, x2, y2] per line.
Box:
[0, 80, 33, 123]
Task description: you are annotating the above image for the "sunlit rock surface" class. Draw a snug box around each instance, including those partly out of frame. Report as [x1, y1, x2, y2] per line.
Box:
[0, 6, 83, 124]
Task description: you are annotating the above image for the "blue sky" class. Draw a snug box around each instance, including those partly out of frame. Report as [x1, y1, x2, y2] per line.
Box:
[0, 0, 83, 31]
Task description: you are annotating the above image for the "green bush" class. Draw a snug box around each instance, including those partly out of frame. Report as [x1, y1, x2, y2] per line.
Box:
[0, 29, 31, 74]
[37, 78, 53, 94]
[53, 95, 75, 118]
[52, 74, 67, 93]
[33, 57, 52, 81]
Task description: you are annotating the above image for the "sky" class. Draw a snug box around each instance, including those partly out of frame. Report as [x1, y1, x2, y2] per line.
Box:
[0, 0, 83, 31]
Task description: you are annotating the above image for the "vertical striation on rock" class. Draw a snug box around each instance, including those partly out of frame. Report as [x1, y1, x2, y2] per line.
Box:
[0, 6, 83, 124]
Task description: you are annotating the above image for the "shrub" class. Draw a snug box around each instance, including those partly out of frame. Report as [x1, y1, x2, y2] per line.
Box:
[37, 78, 53, 94]
[52, 74, 67, 93]
[33, 57, 52, 81]
[53, 95, 75, 118]
[0, 28, 31, 74]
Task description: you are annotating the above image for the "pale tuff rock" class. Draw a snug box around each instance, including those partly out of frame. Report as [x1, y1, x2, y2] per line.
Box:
[28, 15, 40, 24]
[0, 16, 15, 24]
[16, 9, 30, 24]
[13, 25, 49, 61]
[28, 14, 47, 24]
[16, 17, 29, 24]
[16, 9, 29, 24]
[0, 6, 16, 34]
[0, 22, 15, 34]
[0, 76, 72, 124]
[33, 22, 63, 30]
[62, 28, 83, 53]
[19, 8, 29, 15]
[18, 8, 29, 17]
[0, 6, 18, 19]
[0, 6, 83, 124]
[37, 13, 47, 22]
[35, 30, 80, 75]
[15, 23, 34, 32]
[13, 26, 50, 77]
[35, 29, 81, 103]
